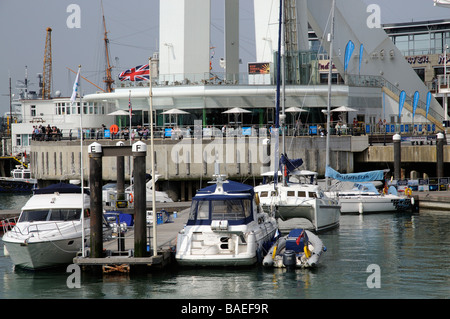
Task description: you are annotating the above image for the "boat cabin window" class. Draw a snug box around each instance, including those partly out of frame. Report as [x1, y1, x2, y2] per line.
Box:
[18, 209, 82, 222]
[23, 172, 31, 179]
[287, 191, 296, 197]
[48, 209, 81, 221]
[309, 192, 317, 198]
[189, 198, 252, 222]
[259, 191, 274, 197]
[197, 201, 210, 220]
[298, 191, 306, 197]
[211, 199, 251, 220]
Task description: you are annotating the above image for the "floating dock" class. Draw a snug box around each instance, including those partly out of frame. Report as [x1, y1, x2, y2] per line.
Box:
[73, 206, 190, 273]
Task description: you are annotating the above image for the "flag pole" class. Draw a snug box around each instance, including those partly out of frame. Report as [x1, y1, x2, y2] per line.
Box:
[71, 65, 85, 257]
[148, 57, 157, 257]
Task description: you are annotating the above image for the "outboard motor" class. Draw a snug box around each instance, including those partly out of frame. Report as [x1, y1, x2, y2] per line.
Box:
[282, 250, 296, 268]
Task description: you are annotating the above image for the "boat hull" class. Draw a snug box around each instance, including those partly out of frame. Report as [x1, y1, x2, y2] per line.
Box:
[176, 223, 277, 267]
[0, 180, 36, 192]
[3, 236, 84, 270]
[264, 199, 340, 232]
[338, 196, 412, 214]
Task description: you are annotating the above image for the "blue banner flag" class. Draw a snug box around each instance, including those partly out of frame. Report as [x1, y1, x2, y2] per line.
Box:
[412, 91, 419, 119]
[426, 91, 432, 119]
[359, 44, 364, 74]
[399, 90, 406, 118]
[344, 40, 355, 72]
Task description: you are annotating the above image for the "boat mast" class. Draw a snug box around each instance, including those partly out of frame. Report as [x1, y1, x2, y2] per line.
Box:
[281, 0, 287, 186]
[101, 0, 114, 93]
[325, 0, 336, 191]
[274, 0, 283, 188]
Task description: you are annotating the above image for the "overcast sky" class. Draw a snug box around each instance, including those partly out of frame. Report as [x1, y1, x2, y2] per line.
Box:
[0, 0, 448, 115]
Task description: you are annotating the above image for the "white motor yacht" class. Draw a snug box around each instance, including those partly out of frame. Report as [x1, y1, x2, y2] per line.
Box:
[2, 183, 90, 270]
[176, 176, 278, 266]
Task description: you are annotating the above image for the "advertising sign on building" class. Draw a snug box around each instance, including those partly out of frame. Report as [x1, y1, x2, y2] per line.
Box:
[248, 62, 271, 85]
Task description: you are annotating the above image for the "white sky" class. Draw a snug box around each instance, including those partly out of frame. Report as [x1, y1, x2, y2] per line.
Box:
[0, 0, 448, 114]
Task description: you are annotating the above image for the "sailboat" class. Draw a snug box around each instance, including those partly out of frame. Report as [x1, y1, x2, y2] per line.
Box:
[254, 0, 340, 233]
[324, 166, 413, 214]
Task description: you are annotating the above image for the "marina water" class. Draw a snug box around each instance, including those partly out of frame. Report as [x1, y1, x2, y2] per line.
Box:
[1, 193, 449, 299]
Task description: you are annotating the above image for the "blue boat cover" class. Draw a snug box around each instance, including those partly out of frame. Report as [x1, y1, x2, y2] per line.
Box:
[34, 182, 90, 195]
[325, 166, 384, 182]
[280, 153, 303, 175]
[195, 180, 254, 196]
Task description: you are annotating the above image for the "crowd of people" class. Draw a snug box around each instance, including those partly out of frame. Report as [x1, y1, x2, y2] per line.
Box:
[31, 124, 62, 141]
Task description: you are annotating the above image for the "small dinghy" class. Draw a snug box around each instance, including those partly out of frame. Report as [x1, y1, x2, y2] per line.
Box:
[262, 229, 326, 269]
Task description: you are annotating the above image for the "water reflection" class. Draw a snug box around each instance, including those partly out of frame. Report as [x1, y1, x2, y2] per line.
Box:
[1, 211, 449, 299]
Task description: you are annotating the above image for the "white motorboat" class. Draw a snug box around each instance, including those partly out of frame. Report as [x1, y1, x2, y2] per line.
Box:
[2, 183, 90, 270]
[255, 169, 340, 232]
[176, 176, 278, 266]
[262, 229, 326, 268]
[324, 166, 413, 214]
[0, 165, 37, 192]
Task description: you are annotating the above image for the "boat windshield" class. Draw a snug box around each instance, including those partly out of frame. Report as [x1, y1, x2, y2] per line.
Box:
[18, 209, 82, 222]
[188, 198, 252, 224]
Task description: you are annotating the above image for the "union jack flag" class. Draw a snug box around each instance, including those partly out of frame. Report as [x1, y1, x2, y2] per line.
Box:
[118, 64, 149, 81]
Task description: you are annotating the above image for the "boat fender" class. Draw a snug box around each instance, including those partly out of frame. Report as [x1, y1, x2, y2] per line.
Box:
[304, 244, 311, 258]
[129, 193, 134, 203]
[255, 193, 260, 205]
[411, 196, 415, 205]
[405, 188, 412, 197]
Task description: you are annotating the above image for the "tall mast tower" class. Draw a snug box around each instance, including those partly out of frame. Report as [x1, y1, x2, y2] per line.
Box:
[102, 1, 114, 92]
[42, 27, 52, 99]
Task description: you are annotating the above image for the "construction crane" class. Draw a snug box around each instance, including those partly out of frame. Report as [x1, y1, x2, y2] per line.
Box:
[42, 27, 52, 99]
[102, 1, 114, 92]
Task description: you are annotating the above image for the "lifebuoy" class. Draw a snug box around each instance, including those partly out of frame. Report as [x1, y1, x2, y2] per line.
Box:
[129, 193, 134, 203]
[110, 124, 119, 134]
[405, 188, 412, 197]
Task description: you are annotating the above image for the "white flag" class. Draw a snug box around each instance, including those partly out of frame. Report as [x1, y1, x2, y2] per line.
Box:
[70, 67, 80, 104]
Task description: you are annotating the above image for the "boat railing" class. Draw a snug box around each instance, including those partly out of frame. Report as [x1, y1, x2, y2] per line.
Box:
[7, 220, 84, 240]
[1, 217, 18, 233]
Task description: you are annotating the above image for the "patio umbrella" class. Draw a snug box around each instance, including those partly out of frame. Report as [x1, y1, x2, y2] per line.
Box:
[285, 106, 308, 113]
[285, 107, 308, 127]
[107, 110, 130, 116]
[222, 107, 251, 126]
[331, 106, 357, 112]
[161, 108, 189, 126]
[108, 110, 130, 128]
[331, 106, 357, 124]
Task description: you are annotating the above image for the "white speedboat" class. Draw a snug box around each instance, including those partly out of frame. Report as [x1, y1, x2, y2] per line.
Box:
[176, 176, 278, 266]
[2, 183, 90, 270]
[262, 228, 326, 268]
[255, 170, 340, 232]
[329, 182, 413, 214]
